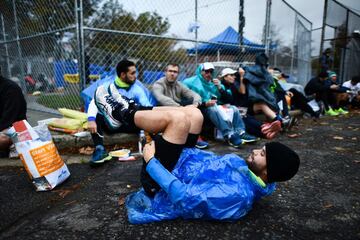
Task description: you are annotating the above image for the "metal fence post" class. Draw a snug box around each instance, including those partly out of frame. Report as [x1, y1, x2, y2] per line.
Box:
[195, 0, 198, 66]
[319, 0, 328, 71]
[340, 9, 349, 82]
[238, 0, 245, 61]
[12, 0, 26, 94]
[1, 14, 11, 78]
[290, 14, 298, 75]
[264, 0, 272, 55]
[75, 0, 86, 92]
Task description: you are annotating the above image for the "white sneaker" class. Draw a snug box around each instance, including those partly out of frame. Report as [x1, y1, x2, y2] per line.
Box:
[94, 85, 121, 129]
[108, 83, 130, 109]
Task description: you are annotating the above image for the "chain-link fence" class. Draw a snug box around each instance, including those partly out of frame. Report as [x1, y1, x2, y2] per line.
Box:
[0, 0, 312, 113]
[320, 0, 360, 83]
[268, 0, 312, 87]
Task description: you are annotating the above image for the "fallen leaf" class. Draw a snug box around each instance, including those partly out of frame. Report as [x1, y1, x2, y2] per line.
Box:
[333, 147, 347, 152]
[53, 184, 81, 198]
[54, 189, 72, 198]
[352, 137, 357, 140]
[126, 184, 131, 189]
[79, 146, 94, 155]
[118, 196, 125, 206]
[323, 203, 333, 208]
[288, 133, 300, 138]
[320, 122, 329, 125]
[65, 200, 77, 205]
[333, 136, 344, 140]
[306, 128, 313, 131]
[354, 160, 360, 164]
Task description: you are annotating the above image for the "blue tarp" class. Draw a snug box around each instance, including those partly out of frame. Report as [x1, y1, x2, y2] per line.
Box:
[142, 71, 165, 85]
[187, 26, 272, 54]
[53, 60, 115, 87]
[142, 71, 187, 85]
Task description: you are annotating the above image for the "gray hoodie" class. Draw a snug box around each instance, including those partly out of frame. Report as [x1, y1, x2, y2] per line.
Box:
[152, 77, 201, 106]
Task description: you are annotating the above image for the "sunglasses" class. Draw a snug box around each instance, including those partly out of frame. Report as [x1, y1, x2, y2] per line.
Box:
[204, 69, 214, 74]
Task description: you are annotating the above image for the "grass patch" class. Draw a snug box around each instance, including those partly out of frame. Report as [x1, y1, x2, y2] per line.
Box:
[37, 94, 83, 110]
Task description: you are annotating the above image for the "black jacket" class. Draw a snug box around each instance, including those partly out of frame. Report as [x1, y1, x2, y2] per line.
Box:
[304, 77, 329, 95]
[0, 76, 27, 131]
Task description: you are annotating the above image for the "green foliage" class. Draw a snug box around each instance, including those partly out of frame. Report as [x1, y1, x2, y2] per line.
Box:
[0, 0, 98, 36]
[0, 0, 190, 66]
[88, 1, 187, 63]
[37, 94, 83, 110]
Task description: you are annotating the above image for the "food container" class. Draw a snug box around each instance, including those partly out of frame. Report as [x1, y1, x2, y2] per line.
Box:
[109, 149, 131, 158]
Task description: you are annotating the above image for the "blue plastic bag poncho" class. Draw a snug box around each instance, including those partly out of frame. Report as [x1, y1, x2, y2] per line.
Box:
[126, 148, 276, 224]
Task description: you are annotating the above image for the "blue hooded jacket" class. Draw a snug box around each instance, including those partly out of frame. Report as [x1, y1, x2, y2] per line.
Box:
[182, 64, 231, 104]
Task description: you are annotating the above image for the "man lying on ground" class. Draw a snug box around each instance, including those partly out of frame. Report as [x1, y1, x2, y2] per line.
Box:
[125, 139, 299, 224]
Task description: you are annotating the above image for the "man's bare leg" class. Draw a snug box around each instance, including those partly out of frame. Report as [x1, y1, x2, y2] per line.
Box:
[134, 110, 192, 196]
[134, 110, 190, 144]
[253, 103, 277, 120]
[152, 106, 203, 134]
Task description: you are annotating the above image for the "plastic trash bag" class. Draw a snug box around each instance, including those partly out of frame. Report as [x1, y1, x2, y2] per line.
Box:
[10, 120, 70, 191]
[48, 117, 83, 130]
[58, 108, 88, 123]
[307, 99, 320, 112]
[126, 148, 275, 224]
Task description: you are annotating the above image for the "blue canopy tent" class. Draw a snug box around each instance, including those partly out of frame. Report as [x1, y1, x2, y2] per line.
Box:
[187, 26, 269, 54]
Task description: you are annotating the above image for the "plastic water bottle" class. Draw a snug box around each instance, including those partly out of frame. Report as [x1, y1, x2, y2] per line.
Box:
[138, 130, 146, 155]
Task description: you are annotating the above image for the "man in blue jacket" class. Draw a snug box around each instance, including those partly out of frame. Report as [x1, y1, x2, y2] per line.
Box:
[125, 139, 299, 224]
[92, 85, 300, 223]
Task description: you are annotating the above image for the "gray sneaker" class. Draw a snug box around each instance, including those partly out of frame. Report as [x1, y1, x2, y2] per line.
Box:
[94, 85, 121, 129]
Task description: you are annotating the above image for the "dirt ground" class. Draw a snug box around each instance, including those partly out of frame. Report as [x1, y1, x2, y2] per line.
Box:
[0, 111, 359, 240]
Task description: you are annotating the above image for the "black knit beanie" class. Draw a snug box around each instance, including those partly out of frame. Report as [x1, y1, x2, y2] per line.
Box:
[265, 142, 300, 183]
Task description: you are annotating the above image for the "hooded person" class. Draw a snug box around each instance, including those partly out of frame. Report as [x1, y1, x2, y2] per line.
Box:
[243, 53, 278, 112]
[126, 141, 300, 224]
